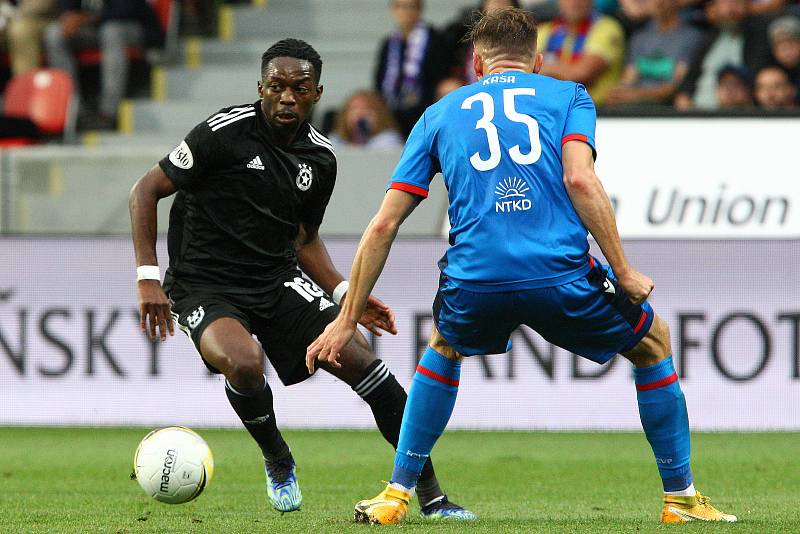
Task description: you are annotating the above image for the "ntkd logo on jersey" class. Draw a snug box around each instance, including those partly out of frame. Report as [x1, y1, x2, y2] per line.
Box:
[495, 177, 532, 212]
[296, 163, 313, 191]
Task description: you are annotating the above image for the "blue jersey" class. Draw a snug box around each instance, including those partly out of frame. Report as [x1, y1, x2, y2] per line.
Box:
[389, 72, 597, 291]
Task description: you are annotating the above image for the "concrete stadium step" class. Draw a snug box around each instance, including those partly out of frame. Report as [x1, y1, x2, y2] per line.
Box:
[227, 3, 391, 40]
[117, 91, 342, 138]
[84, 131, 179, 150]
[224, 0, 477, 40]
[245, 0, 478, 25]
[103, 0, 481, 138]
[121, 100, 230, 137]
[160, 65, 263, 102]
[160, 63, 373, 112]
[180, 38, 376, 70]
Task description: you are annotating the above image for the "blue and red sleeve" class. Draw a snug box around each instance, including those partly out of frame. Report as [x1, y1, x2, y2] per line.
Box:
[562, 84, 597, 159]
[387, 113, 436, 199]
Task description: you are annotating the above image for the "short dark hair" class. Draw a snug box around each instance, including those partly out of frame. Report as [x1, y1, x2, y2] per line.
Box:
[717, 64, 752, 87]
[481, 0, 522, 9]
[261, 38, 323, 83]
[390, 0, 423, 8]
[467, 7, 538, 61]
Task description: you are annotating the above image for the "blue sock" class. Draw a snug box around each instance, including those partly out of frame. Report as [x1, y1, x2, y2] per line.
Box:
[634, 356, 693, 492]
[391, 347, 461, 489]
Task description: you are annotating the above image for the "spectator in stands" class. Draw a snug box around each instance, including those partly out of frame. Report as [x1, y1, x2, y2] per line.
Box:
[618, 0, 651, 25]
[180, 0, 215, 36]
[715, 64, 753, 108]
[673, 0, 770, 110]
[440, 0, 523, 87]
[375, 0, 448, 137]
[754, 64, 797, 108]
[748, 0, 786, 16]
[536, 0, 626, 106]
[768, 15, 800, 89]
[44, 0, 163, 130]
[329, 90, 404, 149]
[1, 0, 56, 75]
[606, 0, 702, 106]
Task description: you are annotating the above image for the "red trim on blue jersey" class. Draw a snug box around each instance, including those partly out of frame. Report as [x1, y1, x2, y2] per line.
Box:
[390, 182, 429, 198]
[589, 257, 595, 269]
[633, 310, 648, 334]
[562, 133, 589, 145]
[636, 372, 678, 392]
[416, 365, 459, 387]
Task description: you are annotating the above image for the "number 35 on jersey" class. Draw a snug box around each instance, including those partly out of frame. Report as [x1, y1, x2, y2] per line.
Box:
[461, 88, 542, 172]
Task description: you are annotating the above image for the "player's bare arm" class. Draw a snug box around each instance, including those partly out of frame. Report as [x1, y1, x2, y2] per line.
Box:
[561, 141, 653, 304]
[540, 54, 608, 87]
[607, 63, 689, 106]
[295, 223, 397, 337]
[306, 189, 420, 373]
[295, 222, 341, 294]
[129, 164, 177, 341]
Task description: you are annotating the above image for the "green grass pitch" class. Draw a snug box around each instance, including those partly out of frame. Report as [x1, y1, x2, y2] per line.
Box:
[1, 428, 797, 533]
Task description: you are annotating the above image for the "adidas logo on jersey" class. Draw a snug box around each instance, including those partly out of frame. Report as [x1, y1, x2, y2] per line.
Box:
[319, 297, 334, 311]
[247, 156, 265, 170]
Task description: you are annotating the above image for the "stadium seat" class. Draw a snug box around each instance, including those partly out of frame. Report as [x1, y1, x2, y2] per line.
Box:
[151, 0, 176, 33]
[0, 69, 76, 146]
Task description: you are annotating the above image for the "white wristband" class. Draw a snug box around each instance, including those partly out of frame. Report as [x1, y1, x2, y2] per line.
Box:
[136, 265, 161, 282]
[332, 280, 349, 305]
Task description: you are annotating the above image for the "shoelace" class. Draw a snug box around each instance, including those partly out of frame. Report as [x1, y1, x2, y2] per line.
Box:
[266, 458, 294, 485]
[697, 495, 711, 507]
[425, 496, 459, 511]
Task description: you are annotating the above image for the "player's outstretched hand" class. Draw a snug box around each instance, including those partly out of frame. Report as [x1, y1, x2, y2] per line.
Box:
[306, 317, 357, 375]
[360, 295, 398, 337]
[137, 280, 174, 341]
[617, 269, 654, 305]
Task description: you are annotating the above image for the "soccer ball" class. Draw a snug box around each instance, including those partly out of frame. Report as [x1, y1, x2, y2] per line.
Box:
[133, 426, 214, 504]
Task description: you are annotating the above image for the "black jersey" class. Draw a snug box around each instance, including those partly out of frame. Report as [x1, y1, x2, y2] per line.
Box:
[158, 101, 337, 294]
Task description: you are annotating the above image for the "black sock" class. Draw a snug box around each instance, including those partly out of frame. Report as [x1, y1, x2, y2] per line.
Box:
[354, 360, 443, 502]
[225, 375, 290, 462]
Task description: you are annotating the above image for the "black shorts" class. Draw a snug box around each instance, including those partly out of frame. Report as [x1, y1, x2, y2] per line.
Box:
[168, 270, 340, 386]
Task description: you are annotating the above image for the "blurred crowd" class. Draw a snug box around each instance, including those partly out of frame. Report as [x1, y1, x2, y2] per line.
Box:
[0, 0, 244, 132]
[0, 0, 171, 130]
[1, 0, 798, 142]
[336, 0, 800, 148]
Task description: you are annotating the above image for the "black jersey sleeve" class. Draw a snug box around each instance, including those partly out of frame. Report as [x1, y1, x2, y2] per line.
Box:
[158, 119, 221, 189]
[301, 157, 337, 227]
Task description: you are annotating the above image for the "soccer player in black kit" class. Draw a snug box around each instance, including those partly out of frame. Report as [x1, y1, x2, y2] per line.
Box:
[128, 39, 474, 520]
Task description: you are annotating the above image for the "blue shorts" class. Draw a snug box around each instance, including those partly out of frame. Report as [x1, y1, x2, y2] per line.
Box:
[432, 257, 654, 364]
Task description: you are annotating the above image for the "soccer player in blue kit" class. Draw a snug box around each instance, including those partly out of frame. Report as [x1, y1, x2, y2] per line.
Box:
[307, 8, 737, 525]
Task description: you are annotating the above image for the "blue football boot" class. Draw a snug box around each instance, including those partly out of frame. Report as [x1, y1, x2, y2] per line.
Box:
[264, 454, 302, 513]
[419, 495, 477, 521]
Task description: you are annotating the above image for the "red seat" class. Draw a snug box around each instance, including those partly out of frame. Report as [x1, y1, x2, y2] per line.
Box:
[0, 138, 37, 147]
[151, 0, 174, 32]
[76, 48, 144, 64]
[1, 68, 75, 145]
